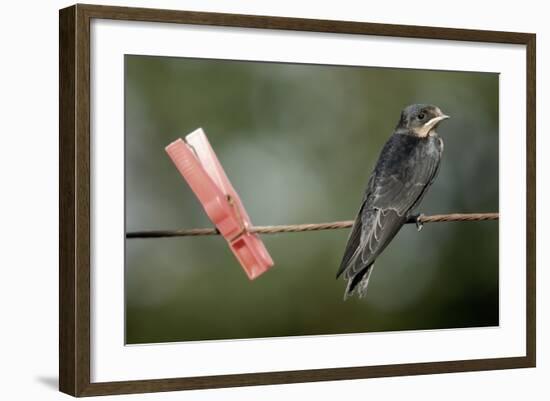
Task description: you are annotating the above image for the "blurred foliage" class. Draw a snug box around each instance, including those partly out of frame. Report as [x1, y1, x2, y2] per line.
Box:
[125, 55, 499, 344]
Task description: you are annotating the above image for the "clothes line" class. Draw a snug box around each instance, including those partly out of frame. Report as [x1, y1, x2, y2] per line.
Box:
[126, 212, 498, 239]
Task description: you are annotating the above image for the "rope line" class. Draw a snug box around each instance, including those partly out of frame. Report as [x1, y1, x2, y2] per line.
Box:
[126, 212, 498, 239]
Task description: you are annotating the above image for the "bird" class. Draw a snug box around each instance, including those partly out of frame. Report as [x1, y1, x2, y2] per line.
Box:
[337, 104, 450, 299]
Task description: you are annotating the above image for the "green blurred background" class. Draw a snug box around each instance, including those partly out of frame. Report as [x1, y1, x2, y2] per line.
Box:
[125, 55, 499, 344]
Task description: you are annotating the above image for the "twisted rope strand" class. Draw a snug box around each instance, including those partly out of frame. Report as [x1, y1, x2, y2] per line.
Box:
[126, 212, 498, 238]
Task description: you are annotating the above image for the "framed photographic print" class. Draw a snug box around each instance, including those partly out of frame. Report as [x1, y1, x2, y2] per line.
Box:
[59, 3, 536, 397]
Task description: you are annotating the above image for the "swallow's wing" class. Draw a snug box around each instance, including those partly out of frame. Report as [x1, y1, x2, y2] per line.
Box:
[338, 135, 443, 294]
[337, 177, 371, 276]
[336, 206, 405, 283]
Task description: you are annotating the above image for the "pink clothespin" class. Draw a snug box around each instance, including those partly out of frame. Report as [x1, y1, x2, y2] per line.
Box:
[165, 128, 274, 280]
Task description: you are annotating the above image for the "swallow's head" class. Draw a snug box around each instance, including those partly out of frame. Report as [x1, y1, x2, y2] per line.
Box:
[397, 104, 450, 137]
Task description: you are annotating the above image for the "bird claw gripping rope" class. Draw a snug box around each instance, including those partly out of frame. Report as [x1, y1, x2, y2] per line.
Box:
[414, 214, 425, 232]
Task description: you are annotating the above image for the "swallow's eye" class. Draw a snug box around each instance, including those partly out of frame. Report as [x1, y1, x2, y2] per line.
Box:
[417, 113, 425, 120]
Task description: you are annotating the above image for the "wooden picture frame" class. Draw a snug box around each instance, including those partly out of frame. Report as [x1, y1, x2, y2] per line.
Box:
[59, 3, 536, 397]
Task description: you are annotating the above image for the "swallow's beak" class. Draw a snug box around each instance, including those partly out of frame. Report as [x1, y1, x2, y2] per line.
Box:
[418, 113, 449, 137]
[425, 114, 450, 129]
[431, 114, 450, 124]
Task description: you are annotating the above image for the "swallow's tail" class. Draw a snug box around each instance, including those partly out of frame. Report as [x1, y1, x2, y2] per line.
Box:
[344, 263, 375, 300]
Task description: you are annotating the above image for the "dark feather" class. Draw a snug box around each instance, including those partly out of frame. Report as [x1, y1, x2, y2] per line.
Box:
[345, 262, 374, 299]
[336, 204, 364, 278]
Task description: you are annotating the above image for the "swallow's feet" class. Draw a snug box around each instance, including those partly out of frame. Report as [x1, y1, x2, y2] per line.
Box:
[414, 214, 424, 232]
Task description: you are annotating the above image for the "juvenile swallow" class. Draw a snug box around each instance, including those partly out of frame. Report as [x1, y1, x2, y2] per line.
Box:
[337, 104, 449, 299]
